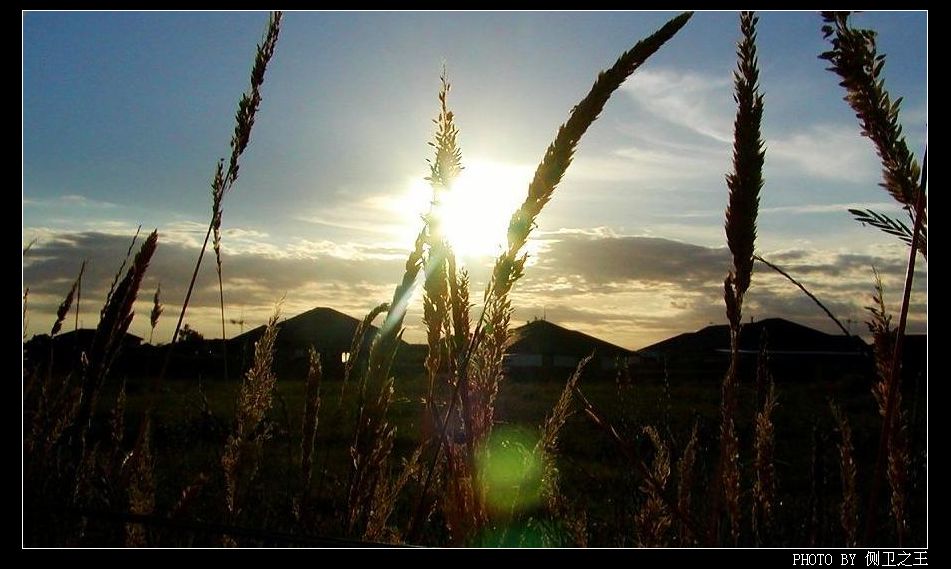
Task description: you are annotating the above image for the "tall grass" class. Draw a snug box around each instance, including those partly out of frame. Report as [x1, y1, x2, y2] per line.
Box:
[830, 401, 859, 547]
[820, 12, 926, 257]
[300, 347, 323, 492]
[50, 262, 84, 337]
[24, 228, 160, 546]
[149, 284, 163, 345]
[820, 11, 926, 545]
[752, 333, 777, 545]
[717, 10, 765, 546]
[407, 12, 696, 544]
[865, 271, 910, 544]
[162, 11, 283, 382]
[78, 230, 159, 433]
[675, 421, 700, 545]
[221, 304, 281, 517]
[753, 255, 852, 337]
[636, 426, 672, 547]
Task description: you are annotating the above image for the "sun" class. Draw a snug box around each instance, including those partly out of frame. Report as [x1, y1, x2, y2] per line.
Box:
[402, 159, 534, 260]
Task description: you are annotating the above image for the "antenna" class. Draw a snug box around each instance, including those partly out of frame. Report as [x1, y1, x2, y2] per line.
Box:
[229, 307, 246, 335]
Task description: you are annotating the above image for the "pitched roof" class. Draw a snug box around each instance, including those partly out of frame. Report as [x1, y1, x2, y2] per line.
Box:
[231, 306, 399, 352]
[639, 318, 867, 356]
[55, 328, 143, 346]
[505, 319, 633, 358]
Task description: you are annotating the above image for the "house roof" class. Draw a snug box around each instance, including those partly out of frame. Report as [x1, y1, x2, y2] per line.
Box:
[54, 328, 143, 346]
[505, 319, 634, 358]
[639, 318, 867, 356]
[230, 306, 402, 353]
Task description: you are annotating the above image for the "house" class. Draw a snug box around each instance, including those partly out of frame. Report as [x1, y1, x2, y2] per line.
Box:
[23, 329, 144, 377]
[230, 306, 406, 378]
[503, 319, 634, 380]
[636, 318, 870, 383]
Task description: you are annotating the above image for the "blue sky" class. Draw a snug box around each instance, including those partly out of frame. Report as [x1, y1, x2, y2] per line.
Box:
[22, 11, 927, 348]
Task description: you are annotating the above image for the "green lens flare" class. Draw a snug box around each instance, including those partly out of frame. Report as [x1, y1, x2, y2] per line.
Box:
[477, 426, 543, 514]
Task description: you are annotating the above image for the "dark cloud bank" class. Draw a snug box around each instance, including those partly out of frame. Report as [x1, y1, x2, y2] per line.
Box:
[24, 230, 925, 348]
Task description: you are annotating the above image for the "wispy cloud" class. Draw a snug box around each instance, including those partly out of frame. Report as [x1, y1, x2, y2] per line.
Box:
[622, 68, 734, 143]
[568, 142, 725, 184]
[659, 201, 904, 220]
[768, 124, 880, 183]
[24, 194, 120, 209]
[760, 201, 904, 215]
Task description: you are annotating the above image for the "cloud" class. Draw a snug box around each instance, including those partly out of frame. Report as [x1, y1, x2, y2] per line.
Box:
[622, 68, 734, 143]
[534, 233, 729, 286]
[23, 226, 925, 350]
[613, 67, 887, 193]
[567, 140, 726, 185]
[760, 202, 904, 215]
[24, 194, 120, 209]
[509, 231, 925, 347]
[768, 125, 880, 183]
[22, 229, 411, 343]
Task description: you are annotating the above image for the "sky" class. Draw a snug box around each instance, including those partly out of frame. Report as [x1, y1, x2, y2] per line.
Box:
[22, 11, 927, 349]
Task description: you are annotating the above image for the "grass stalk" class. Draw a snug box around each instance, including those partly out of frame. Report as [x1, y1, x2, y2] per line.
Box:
[865, 179, 923, 543]
[221, 303, 282, 518]
[717, 10, 765, 546]
[636, 425, 672, 547]
[830, 401, 859, 547]
[752, 334, 778, 544]
[300, 347, 323, 492]
[149, 284, 163, 345]
[77, 230, 159, 434]
[51, 261, 86, 337]
[676, 421, 700, 545]
[754, 255, 852, 337]
[820, 13, 926, 544]
[820, 12, 926, 256]
[408, 12, 693, 543]
[160, 11, 282, 386]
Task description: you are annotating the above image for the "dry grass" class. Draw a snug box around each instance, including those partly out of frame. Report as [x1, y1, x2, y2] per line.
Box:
[24, 227, 160, 547]
[536, 356, 591, 546]
[718, 10, 765, 546]
[22, 288, 29, 341]
[78, 230, 158, 433]
[341, 302, 389, 399]
[50, 267, 80, 337]
[300, 346, 323, 491]
[164, 11, 283, 379]
[408, 12, 693, 544]
[752, 335, 777, 544]
[754, 255, 852, 337]
[416, 74, 482, 535]
[676, 421, 700, 545]
[822, 14, 926, 544]
[636, 426, 672, 547]
[830, 401, 859, 547]
[865, 272, 910, 545]
[221, 303, 281, 516]
[724, 11, 765, 311]
[820, 11, 926, 255]
[148, 283, 163, 345]
[124, 418, 155, 547]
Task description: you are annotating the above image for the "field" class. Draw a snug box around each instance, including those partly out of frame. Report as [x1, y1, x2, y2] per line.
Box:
[23, 355, 925, 547]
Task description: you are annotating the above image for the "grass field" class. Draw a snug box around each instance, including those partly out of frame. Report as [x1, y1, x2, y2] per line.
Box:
[71, 358, 920, 547]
